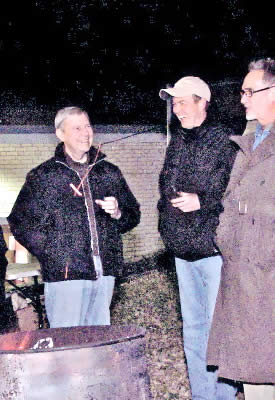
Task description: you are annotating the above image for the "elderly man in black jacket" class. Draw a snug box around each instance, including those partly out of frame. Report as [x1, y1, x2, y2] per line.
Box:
[8, 106, 140, 328]
[158, 77, 237, 399]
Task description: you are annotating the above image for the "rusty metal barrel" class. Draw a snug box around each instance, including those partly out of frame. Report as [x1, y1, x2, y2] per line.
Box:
[0, 325, 152, 400]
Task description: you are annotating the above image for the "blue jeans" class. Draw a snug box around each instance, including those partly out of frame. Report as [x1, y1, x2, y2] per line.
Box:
[44, 276, 115, 328]
[176, 256, 237, 400]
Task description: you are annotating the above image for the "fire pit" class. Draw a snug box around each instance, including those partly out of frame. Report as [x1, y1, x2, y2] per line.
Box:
[0, 325, 151, 399]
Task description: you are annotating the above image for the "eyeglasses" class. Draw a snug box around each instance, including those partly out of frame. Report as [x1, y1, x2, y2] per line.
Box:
[240, 86, 275, 98]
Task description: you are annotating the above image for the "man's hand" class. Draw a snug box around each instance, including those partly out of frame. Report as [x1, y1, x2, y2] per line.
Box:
[95, 197, 122, 219]
[170, 192, 200, 212]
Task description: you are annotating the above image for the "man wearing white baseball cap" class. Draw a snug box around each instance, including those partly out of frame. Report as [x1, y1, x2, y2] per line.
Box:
[158, 76, 238, 399]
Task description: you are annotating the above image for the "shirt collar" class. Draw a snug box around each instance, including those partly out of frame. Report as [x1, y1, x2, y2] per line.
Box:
[255, 122, 272, 137]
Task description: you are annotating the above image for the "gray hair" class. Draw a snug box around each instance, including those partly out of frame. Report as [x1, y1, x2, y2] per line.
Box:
[54, 106, 90, 130]
[248, 58, 275, 85]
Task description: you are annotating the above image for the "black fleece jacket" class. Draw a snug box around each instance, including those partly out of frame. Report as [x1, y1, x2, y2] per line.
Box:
[158, 117, 237, 261]
[8, 143, 140, 282]
[0, 226, 8, 280]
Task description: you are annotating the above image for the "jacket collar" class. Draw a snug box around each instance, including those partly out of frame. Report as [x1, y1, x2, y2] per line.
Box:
[230, 132, 254, 154]
[230, 122, 274, 150]
[174, 114, 213, 142]
[230, 123, 275, 168]
[54, 142, 106, 165]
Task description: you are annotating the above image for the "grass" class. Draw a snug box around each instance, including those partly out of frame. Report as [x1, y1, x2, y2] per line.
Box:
[111, 252, 192, 400]
[111, 251, 244, 400]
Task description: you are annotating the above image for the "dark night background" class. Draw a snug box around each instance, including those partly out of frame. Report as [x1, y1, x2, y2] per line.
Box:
[0, 0, 274, 125]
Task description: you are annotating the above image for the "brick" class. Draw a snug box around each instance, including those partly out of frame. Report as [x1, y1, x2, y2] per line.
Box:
[0, 133, 167, 262]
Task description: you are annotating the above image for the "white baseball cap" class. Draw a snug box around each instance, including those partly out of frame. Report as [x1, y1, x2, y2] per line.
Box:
[159, 76, 211, 102]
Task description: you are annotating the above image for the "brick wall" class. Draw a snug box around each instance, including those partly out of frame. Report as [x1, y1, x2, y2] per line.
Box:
[0, 127, 167, 261]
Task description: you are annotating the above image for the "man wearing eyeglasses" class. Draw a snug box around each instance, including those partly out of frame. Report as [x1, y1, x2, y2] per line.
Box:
[207, 58, 275, 399]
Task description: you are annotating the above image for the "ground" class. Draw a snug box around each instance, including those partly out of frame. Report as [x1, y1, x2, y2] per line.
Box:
[1, 253, 245, 399]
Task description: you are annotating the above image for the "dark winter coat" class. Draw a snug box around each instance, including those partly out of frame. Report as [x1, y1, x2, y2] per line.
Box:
[207, 126, 275, 383]
[158, 117, 237, 260]
[8, 143, 140, 282]
[0, 226, 8, 280]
